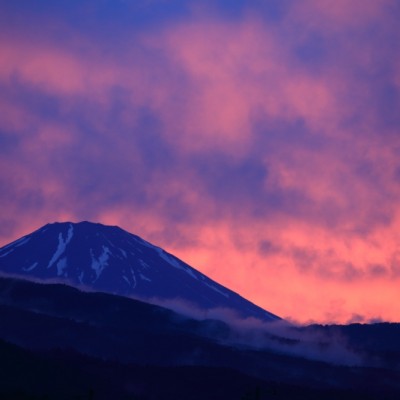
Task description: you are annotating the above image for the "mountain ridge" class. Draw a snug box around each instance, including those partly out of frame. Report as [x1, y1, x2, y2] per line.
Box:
[1, 275, 400, 399]
[0, 221, 279, 321]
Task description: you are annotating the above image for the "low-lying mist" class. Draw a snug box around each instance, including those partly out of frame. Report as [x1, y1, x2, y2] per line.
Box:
[141, 296, 365, 367]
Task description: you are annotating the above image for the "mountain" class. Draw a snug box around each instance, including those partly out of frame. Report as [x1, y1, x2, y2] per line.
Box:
[0, 221, 279, 321]
[1, 276, 400, 399]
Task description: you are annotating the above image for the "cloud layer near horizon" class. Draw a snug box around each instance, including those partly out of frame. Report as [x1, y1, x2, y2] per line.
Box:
[1, 0, 400, 323]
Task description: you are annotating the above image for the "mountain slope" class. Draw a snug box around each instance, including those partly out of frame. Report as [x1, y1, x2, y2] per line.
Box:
[0, 221, 279, 321]
[1, 276, 400, 399]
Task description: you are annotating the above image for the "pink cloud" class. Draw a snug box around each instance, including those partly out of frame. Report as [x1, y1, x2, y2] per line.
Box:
[148, 17, 346, 155]
[288, 0, 396, 31]
[1, 2, 400, 324]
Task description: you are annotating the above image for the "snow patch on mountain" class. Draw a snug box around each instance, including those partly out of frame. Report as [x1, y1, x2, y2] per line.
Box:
[132, 236, 153, 249]
[0, 249, 15, 258]
[57, 258, 68, 276]
[90, 246, 111, 279]
[23, 262, 38, 272]
[203, 282, 230, 298]
[1, 236, 31, 251]
[121, 268, 137, 288]
[0, 236, 31, 258]
[130, 267, 137, 288]
[139, 273, 151, 282]
[48, 224, 74, 268]
[13, 236, 31, 249]
[139, 259, 149, 269]
[155, 248, 198, 280]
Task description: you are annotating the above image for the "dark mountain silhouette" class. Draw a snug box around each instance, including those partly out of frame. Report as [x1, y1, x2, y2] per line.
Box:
[0, 276, 400, 399]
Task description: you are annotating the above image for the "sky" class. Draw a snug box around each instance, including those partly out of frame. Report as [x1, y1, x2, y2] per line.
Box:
[1, 0, 400, 324]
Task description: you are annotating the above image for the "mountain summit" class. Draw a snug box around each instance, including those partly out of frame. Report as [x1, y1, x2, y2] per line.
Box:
[0, 221, 279, 321]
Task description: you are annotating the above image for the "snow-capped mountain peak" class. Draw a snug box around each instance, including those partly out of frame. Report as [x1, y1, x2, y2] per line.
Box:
[0, 221, 279, 321]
